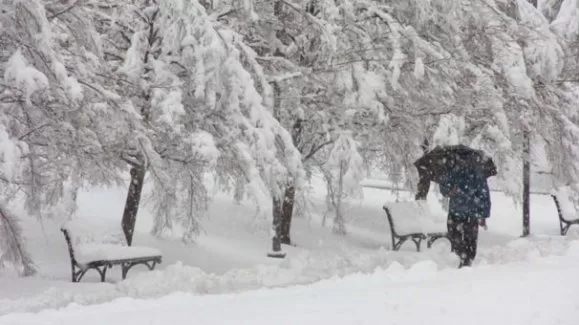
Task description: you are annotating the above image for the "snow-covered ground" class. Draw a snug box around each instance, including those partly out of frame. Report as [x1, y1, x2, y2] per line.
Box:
[3, 243, 579, 325]
[0, 174, 576, 321]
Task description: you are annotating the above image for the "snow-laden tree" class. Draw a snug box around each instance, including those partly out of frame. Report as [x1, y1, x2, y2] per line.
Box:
[323, 130, 364, 234]
[531, 0, 579, 187]
[85, 0, 305, 244]
[214, 0, 533, 233]
[0, 204, 36, 276]
[1, 0, 577, 264]
[464, 0, 579, 196]
[306, 0, 579, 204]
[203, 0, 340, 244]
[215, 0, 452, 239]
[357, 0, 579, 200]
[0, 0, 136, 273]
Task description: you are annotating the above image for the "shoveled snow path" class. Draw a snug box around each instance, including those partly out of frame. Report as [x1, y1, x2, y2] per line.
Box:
[3, 244, 579, 325]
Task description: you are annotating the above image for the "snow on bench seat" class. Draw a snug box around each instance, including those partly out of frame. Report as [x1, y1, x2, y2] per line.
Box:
[61, 218, 162, 282]
[382, 200, 448, 251]
[552, 186, 578, 220]
[75, 244, 162, 265]
[383, 201, 447, 235]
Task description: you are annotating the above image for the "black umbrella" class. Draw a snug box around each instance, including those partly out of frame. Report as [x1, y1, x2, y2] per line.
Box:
[414, 144, 497, 184]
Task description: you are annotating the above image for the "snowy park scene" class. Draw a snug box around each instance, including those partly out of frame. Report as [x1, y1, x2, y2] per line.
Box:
[1, 0, 579, 324]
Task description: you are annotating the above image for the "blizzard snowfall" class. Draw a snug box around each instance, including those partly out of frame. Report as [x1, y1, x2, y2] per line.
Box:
[2, 0, 579, 324]
[1, 175, 579, 324]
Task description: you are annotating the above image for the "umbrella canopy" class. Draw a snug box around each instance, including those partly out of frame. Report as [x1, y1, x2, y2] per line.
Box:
[414, 144, 497, 184]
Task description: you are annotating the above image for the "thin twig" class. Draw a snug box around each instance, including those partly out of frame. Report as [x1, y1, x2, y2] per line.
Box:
[47, 0, 80, 20]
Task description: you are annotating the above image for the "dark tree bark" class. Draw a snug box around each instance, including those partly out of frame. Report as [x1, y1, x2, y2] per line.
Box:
[522, 130, 531, 236]
[121, 166, 146, 246]
[280, 185, 295, 244]
[522, 0, 535, 235]
[279, 117, 303, 245]
[415, 176, 431, 200]
[270, 196, 284, 256]
[415, 137, 431, 200]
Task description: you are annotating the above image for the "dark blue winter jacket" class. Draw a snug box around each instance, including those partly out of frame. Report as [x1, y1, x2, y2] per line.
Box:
[439, 167, 491, 219]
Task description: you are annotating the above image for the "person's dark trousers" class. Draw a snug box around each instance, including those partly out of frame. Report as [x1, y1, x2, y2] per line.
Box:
[447, 213, 479, 268]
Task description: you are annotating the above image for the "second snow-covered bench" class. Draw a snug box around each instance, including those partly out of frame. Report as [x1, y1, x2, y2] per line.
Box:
[383, 200, 448, 251]
[61, 219, 162, 282]
[551, 186, 579, 236]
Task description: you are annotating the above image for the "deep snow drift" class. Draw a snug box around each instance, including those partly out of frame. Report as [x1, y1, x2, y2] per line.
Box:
[3, 242, 579, 325]
[0, 174, 574, 317]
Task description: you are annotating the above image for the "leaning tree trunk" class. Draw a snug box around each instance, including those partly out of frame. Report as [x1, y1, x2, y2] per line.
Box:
[0, 205, 36, 276]
[280, 185, 295, 245]
[121, 166, 146, 246]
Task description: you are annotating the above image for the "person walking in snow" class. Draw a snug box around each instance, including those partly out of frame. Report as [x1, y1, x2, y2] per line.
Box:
[439, 162, 491, 268]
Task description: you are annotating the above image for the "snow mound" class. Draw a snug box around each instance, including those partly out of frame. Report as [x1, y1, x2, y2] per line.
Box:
[477, 236, 570, 265]
[1, 236, 576, 316]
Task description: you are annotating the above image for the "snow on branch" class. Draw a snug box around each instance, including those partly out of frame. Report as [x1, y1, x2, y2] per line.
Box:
[0, 204, 36, 276]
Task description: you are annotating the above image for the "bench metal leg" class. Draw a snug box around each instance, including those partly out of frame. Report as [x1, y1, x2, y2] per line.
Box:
[561, 221, 571, 236]
[426, 234, 449, 249]
[562, 222, 579, 236]
[73, 267, 87, 283]
[73, 265, 108, 283]
[393, 237, 407, 251]
[411, 237, 422, 252]
[121, 260, 159, 280]
[121, 263, 130, 280]
[393, 236, 424, 252]
[98, 265, 108, 282]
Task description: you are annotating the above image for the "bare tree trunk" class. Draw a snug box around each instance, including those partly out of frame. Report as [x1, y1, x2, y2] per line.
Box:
[121, 166, 146, 246]
[333, 161, 347, 235]
[415, 137, 431, 200]
[415, 176, 431, 200]
[522, 130, 531, 236]
[279, 117, 303, 245]
[268, 76, 286, 256]
[268, 196, 286, 258]
[523, 0, 535, 236]
[280, 185, 295, 244]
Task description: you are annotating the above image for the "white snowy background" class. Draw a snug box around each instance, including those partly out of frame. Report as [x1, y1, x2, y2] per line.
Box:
[1, 0, 579, 324]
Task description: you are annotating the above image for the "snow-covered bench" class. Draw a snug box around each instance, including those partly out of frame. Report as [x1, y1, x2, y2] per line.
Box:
[551, 186, 579, 236]
[383, 200, 448, 251]
[61, 219, 162, 282]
